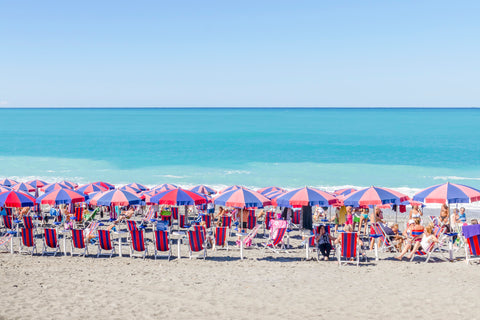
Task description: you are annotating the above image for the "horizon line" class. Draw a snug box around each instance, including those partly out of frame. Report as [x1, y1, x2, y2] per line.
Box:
[1, 106, 480, 110]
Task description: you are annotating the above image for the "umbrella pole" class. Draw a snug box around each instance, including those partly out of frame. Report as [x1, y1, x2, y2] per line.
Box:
[395, 205, 398, 224]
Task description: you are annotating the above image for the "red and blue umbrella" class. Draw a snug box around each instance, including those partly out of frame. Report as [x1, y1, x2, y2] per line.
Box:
[37, 188, 85, 205]
[59, 180, 78, 189]
[343, 186, 409, 207]
[93, 181, 115, 190]
[26, 179, 48, 189]
[76, 183, 108, 195]
[153, 183, 178, 193]
[334, 188, 357, 196]
[126, 183, 149, 191]
[0, 178, 18, 187]
[119, 185, 142, 194]
[0, 190, 36, 207]
[214, 187, 271, 208]
[41, 182, 72, 192]
[257, 186, 286, 195]
[12, 182, 35, 193]
[147, 188, 206, 206]
[276, 187, 338, 207]
[413, 182, 480, 204]
[89, 189, 141, 206]
[264, 189, 286, 200]
[218, 185, 243, 194]
[0, 186, 12, 193]
[190, 185, 217, 195]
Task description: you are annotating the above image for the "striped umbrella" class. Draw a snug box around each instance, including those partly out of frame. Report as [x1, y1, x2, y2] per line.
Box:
[153, 184, 178, 193]
[413, 182, 480, 204]
[89, 189, 141, 206]
[0, 186, 12, 193]
[343, 186, 409, 207]
[126, 183, 149, 191]
[257, 186, 286, 195]
[93, 181, 115, 190]
[119, 185, 142, 194]
[76, 183, 108, 195]
[276, 187, 338, 207]
[147, 188, 206, 206]
[264, 189, 286, 199]
[0, 178, 18, 187]
[214, 187, 271, 208]
[218, 185, 242, 194]
[41, 182, 72, 192]
[0, 190, 36, 207]
[26, 179, 48, 189]
[37, 188, 85, 205]
[190, 185, 217, 195]
[12, 182, 35, 193]
[59, 180, 78, 189]
[334, 188, 357, 196]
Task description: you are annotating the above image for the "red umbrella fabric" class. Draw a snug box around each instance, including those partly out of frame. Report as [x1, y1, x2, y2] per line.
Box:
[343, 186, 409, 206]
[276, 187, 338, 207]
[0, 190, 36, 207]
[37, 188, 85, 205]
[147, 188, 206, 206]
[190, 185, 217, 195]
[257, 186, 286, 195]
[0, 179, 18, 187]
[126, 183, 149, 191]
[214, 187, 271, 208]
[413, 182, 480, 204]
[0, 186, 12, 193]
[218, 185, 243, 194]
[334, 188, 357, 196]
[12, 183, 35, 193]
[93, 181, 115, 190]
[89, 189, 141, 206]
[119, 185, 142, 194]
[59, 180, 78, 189]
[152, 184, 178, 193]
[76, 183, 108, 195]
[26, 179, 48, 189]
[41, 182, 72, 192]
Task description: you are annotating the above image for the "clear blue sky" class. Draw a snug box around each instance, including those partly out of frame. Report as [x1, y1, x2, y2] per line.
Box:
[1, 0, 479, 107]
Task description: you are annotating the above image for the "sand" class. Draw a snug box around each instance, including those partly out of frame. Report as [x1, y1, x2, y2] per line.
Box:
[1, 228, 479, 320]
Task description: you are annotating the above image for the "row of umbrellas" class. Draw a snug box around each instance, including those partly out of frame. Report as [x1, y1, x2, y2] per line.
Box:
[1, 178, 480, 210]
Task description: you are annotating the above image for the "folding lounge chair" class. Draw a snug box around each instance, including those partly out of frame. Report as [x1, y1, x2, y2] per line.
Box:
[83, 207, 99, 223]
[129, 229, 148, 259]
[22, 216, 36, 231]
[409, 241, 437, 263]
[71, 229, 88, 257]
[97, 230, 115, 258]
[179, 215, 191, 230]
[213, 226, 229, 251]
[160, 213, 173, 227]
[291, 210, 301, 228]
[262, 226, 288, 254]
[247, 213, 257, 230]
[153, 229, 172, 260]
[187, 228, 206, 259]
[429, 216, 440, 226]
[171, 207, 179, 220]
[337, 232, 359, 266]
[2, 214, 16, 232]
[141, 206, 157, 229]
[42, 228, 61, 256]
[375, 223, 399, 253]
[72, 207, 84, 228]
[0, 232, 13, 253]
[201, 214, 212, 229]
[19, 227, 37, 255]
[465, 235, 480, 265]
[263, 211, 275, 236]
[220, 215, 233, 236]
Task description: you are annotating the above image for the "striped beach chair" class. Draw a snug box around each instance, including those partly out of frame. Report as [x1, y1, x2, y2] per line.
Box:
[171, 207, 179, 220]
[373, 223, 398, 252]
[129, 229, 148, 259]
[153, 230, 172, 260]
[71, 229, 88, 257]
[72, 207, 84, 228]
[337, 232, 359, 266]
[97, 230, 115, 258]
[201, 214, 212, 229]
[291, 210, 301, 228]
[42, 228, 60, 256]
[187, 228, 206, 259]
[465, 235, 480, 265]
[409, 241, 437, 263]
[179, 215, 190, 229]
[262, 227, 287, 254]
[22, 216, 36, 230]
[429, 216, 440, 226]
[2, 214, 15, 232]
[19, 227, 37, 255]
[0, 232, 14, 253]
[247, 213, 257, 230]
[213, 226, 228, 251]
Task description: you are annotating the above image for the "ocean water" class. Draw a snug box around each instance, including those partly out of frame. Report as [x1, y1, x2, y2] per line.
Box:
[1, 108, 479, 196]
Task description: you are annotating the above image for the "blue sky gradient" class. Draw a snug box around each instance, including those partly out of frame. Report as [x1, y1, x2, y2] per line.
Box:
[1, 1, 479, 107]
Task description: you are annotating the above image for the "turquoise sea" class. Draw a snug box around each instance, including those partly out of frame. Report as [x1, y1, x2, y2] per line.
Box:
[1, 108, 479, 194]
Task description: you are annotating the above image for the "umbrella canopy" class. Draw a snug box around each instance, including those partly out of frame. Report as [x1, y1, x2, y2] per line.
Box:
[257, 186, 286, 195]
[93, 181, 115, 190]
[412, 182, 480, 204]
[148, 188, 207, 206]
[214, 187, 271, 208]
[126, 183, 149, 191]
[119, 185, 142, 194]
[59, 180, 78, 189]
[152, 183, 178, 193]
[276, 187, 338, 207]
[0, 178, 18, 187]
[218, 185, 243, 194]
[0, 190, 36, 207]
[26, 179, 48, 189]
[12, 182, 35, 193]
[89, 189, 141, 206]
[37, 188, 85, 205]
[41, 182, 72, 192]
[343, 186, 409, 207]
[0, 186, 12, 193]
[334, 188, 357, 196]
[76, 183, 108, 195]
[264, 189, 286, 200]
[190, 185, 217, 195]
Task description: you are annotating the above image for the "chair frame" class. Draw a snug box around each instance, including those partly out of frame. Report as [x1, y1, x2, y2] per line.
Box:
[187, 229, 207, 259]
[153, 229, 172, 260]
[337, 232, 360, 267]
[19, 227, 37, 255]
[129, 229, 148, 259]
[42, 228, 61, 256]
[213, 226, 229, 251]
[71, 228, 89, 257]
[97, 229, 116, 258]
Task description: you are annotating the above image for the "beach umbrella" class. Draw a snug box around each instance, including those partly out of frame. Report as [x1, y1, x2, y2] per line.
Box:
[147, 188, 207, 206]
[119, 185, 142, 194]
[126, 183, 149, 191]
[37, 188, 85, 205]
[93, 181, 115, 190]
[412, 182, 480, 204]
[0, 190, 36, 207]
[0, 178, 18, 187]
[190, 185, 217, 195]
[76, 183, 108, 195]
[0, 186, 12, 193]
[152, 183, 178, 193]
[89, 189, 141, 206]
[334, 188, 357, 196]
[343, 186, 409, 207]
[41, 182, 72, 192]
[218, 185, 242, 194]
[12, 183, 35, 193]
[276, 187, 338, 207]
[214, 187, 271, 208]
[59, 180, 78, 189]
[26, 179, 47, 189]
[257, 186, 286, 196]
[264, 189, 286, 199]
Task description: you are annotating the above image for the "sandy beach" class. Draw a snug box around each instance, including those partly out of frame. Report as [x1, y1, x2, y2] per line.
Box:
[1, 230, 479, 320]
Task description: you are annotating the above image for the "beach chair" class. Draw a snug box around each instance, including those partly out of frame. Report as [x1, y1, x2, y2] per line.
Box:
[429, 216, 440, 226]
[247, 213, 257, 230]
[72, 207, 84, 228]
[262, 227, 287, 254]
[22, 215, 36, 230]
[153, 230, 172, 260]
[97, 230, 115, 258]
[19, 227, 37, 255]
[0, 232, 13, 253]
[201, 214, 212, 229]
[71, 229, 89, 257]
[187, 228, 206, 259]
[409, 241, 437, 263]
[141, 206, 157, 229]
[2, 214, 16, 232]
[213, 226, 228, 251]
[464, 235, 480, 265]
[337, 232, 359, 266]
[291, 210, 301, 228]
[374, 223, 398, 253]
[83, 207, 99, 223]
[171, 207, 179, 220]
[239, 224, 261, 249]
[263, 211, 275, 236]
[129, 229, 148, 259]
[42, 228, 60, 256]
[179, 214, 191, 230]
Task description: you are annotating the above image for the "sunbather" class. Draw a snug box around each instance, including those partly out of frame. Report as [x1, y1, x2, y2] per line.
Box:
[358, 208, 369, 235]
[395, 218, 424, 260]
[405, 224, 438, 260]
[315, 225, 336, 261]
